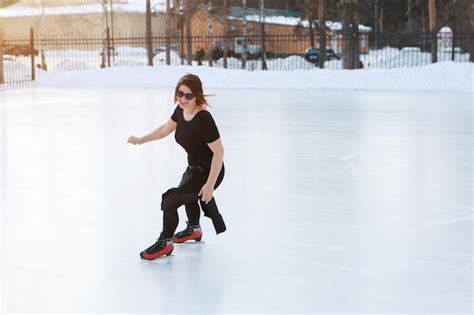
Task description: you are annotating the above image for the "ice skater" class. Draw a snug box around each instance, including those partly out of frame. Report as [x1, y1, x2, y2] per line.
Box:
[128, 74, 226, 260]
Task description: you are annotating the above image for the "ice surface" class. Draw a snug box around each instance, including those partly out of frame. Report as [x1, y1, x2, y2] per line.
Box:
[1, 87, 472, 313]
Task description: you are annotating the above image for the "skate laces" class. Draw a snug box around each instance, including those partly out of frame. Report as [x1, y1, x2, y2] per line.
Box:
[147, 234, 171, 252]
[176, 221, 200, 237]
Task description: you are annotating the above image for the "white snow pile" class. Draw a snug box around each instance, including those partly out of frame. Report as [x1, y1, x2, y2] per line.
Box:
[34, 61, 472, 93]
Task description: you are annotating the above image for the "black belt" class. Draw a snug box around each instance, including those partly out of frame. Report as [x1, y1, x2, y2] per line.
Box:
[187, 165, 210, 173]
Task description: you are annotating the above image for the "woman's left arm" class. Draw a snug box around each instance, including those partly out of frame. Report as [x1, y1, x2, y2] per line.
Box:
[198, 138, 224, 204]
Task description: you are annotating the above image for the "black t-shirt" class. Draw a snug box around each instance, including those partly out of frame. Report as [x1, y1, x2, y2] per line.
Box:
[171, 105, 220, 167]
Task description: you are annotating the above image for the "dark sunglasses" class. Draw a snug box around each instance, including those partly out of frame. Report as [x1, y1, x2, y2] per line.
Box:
[176, 90, 195, 101]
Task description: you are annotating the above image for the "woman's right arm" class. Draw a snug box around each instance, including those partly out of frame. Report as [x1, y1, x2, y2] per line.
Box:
[128, 118, 177, 145]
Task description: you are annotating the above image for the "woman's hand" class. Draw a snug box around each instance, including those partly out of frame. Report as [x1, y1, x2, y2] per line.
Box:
[198, 182, 214, 204]
[127, 136, 142, 145]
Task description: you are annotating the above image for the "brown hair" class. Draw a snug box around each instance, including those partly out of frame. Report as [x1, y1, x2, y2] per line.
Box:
[174, 73, 208, 108]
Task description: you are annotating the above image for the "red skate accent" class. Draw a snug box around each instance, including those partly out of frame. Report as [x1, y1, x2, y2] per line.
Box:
[140, 244, 174, 260]
[173, 230, 203, 243]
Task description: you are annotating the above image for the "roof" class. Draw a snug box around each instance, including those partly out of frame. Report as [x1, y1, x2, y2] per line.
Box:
[225, 7, 371, 33]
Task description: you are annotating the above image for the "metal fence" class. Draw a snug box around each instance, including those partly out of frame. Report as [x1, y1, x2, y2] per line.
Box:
[1, 30, 472, 90]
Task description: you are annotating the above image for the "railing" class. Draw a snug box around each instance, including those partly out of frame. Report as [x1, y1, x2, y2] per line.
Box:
[1, 30, 472, 90]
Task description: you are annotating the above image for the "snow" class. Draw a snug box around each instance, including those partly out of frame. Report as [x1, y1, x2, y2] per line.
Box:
[32, 61, 472, 93]
[0, 1, 371, 33]
[0, 0, 166, 17]
[229, 15, 372, 32]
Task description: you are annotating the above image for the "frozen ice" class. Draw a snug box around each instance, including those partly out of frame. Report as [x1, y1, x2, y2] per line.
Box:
[1, 87, 472, 313]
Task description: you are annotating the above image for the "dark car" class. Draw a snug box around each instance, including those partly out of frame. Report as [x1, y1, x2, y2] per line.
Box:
[3, 45, 38, 57]
[304, 47, 340, 64]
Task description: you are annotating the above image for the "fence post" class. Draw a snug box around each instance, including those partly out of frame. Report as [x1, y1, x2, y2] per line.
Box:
[106, 27, 111, 67]
[30, 28, 35, 81]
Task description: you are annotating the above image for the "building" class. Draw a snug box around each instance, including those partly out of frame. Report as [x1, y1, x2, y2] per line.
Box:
[189, 6, 371, 57]
[0, 0, 169, 39]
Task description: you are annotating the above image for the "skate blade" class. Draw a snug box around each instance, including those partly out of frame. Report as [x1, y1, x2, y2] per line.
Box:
[175, 240, 206, 245]
[140, 254, 174, 261]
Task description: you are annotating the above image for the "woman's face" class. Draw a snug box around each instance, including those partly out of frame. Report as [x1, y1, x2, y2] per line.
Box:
[176, 84, 197, 110]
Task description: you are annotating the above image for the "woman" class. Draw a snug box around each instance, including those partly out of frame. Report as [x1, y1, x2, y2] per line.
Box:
[128, 74, 226, 260]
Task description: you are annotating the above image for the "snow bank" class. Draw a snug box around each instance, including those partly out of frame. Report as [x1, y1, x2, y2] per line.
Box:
[35, 62, 472, 93]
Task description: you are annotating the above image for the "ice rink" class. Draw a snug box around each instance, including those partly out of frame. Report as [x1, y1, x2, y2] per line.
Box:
[1, 87, 472, 313]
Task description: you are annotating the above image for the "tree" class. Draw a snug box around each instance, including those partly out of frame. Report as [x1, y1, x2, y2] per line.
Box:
[429, 0, 437, 62]
[0, 27, 4, 85]
[340, 0, 358, 69]
[300, 0, 317, 49]
[184, 0, 192, 65]
[146, 0, 153, 66]
[241, 0, 248, 69]
[100, 0, 109, 68]
[39, 0, 47, 70]
[260, 0, 267, 70]
[165, 0, 171, 65]
[207, 0, 214, 67]
[223, 0, 229, 68]
[471, 0, 474, 62]
[318, 0, 327, 68]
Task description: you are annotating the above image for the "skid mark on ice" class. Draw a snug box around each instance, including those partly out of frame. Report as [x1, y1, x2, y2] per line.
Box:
[416, 216, 473, 231]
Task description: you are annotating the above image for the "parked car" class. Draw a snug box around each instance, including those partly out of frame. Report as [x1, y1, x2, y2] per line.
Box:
[3, 45, 38, 57]
[100, 47, 118, 57]
[153, 44, 178, 57]
[304, 47, 340, 64]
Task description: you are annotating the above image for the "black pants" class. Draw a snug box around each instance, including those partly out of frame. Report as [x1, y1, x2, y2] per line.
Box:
[161, 164, 225, 238]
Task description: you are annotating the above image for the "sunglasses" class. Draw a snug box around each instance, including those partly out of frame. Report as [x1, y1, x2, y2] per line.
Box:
[176, 90, 195, 101]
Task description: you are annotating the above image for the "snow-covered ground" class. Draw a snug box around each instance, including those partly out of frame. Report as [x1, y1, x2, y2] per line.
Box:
[29, 61, 472, 93]
[2, 45, 471, 89]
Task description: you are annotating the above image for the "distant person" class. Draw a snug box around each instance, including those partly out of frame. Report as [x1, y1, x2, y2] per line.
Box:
[128, 74, 226, 260]
[195, 45, 205, 66]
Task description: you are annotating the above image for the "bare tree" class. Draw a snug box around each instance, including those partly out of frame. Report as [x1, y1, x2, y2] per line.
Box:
[428, 0, 437, 63]
[146, 0, 153, 66]
[302, 0, 317, 48]
[223, 0, 229, 68]
[184, 0, 192, 65]
[100, 0, 109, 68]
[109, 0, 115, 64]
[166, 0, 171, 65]
[207, 0, 213, 67]
[471, 0, 474, 62]
[260, 0, 267, 70]
[0, 27, 4, 84]
[241, 0, 248, 69]
[39, 0, 47, 70]
[340, 0, 359, 69]
[406, 0, 417, 33]
[318, 0, 326, 68]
